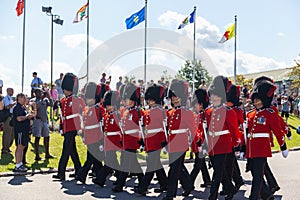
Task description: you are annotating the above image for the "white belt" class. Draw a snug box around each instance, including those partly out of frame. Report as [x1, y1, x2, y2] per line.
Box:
[248, 133, 270, 139]
[105, 131, 120, 136]
[209, 130, 229, 137]
[84, 124, 100, 130]
[65, 113, 81, 120]
[169, 129, 188, 134]
[124, 129, 139, 135]
[145, 128, 163, 134]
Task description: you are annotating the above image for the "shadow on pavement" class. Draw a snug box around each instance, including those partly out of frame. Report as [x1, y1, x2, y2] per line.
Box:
[8, 175, 33, 185]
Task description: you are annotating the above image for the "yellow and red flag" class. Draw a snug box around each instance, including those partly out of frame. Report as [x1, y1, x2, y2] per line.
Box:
[219, 24, 235, 43]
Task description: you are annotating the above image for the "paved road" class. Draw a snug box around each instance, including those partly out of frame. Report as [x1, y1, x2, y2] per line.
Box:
[1, 151, 299, 200]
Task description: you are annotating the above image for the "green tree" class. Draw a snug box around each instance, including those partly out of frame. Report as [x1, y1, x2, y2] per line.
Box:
[176, 60, 212, 89]
[229, 75, 253, 90]
[287, 59, 300, 90]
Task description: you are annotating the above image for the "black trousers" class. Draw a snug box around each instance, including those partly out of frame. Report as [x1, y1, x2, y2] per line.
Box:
[96, 150, 120, 185]
[58, 131, 81, 177]
[264, 161, 279, 190]
[139, 150, 168, 192]
[248, 158, 272, 200]
[77, 142, 104, 182]
[115, 149, 144, 189]
[190, 152, 211, 186]
[165, 152, 192, 198]
[209, 153, 236, 200]
[224, 151, 244, 189]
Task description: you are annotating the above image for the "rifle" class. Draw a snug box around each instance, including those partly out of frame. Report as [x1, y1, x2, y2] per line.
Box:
[200, 110, 209, 157]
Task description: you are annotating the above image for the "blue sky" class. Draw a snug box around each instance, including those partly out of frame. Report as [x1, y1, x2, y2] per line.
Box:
[0, 0, 299, 94]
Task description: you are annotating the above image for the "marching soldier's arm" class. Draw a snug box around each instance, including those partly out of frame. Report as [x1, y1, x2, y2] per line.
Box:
[227, 109, 241, 147]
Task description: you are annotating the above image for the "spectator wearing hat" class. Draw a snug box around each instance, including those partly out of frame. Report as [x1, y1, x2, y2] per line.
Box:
[31, 72, 43, 98]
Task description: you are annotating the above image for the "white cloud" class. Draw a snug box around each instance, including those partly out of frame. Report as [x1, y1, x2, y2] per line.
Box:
[277, 32, 285, 37]
[0, 35, 15, 40]
[61, 34, 102, 49]
[158, 11, 288, 77]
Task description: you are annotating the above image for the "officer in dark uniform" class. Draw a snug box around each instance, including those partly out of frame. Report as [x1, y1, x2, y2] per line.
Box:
[206, 76, 240, 200]
[163, 79, 195, 200]
[93, 90, 122, 187]
[53, 73, 85, 181]
[190, 88, 212, 189]
[112, 83, 144, 192]
[75, 82, 105, 184]
[134, 83, 168, 195]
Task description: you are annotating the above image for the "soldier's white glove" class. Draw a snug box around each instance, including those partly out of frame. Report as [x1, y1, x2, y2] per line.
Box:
[99, 145, 104, 152]
[198, 146, 202, 153]
[282, 149, 289, 158]
[288, 136, 292, 140]
[163, 147, 168, 154]
[202, 149, 208, 156]
[239, 152, 245, 159]
[60, 130, 63, 135]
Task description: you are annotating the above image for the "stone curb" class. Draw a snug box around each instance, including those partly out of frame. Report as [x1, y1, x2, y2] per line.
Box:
[1, 147, 299, 177]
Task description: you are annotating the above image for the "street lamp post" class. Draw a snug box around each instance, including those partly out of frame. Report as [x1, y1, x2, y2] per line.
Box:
[42, 6, 63, 131]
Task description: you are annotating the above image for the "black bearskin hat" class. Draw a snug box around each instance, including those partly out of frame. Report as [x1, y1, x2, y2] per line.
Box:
[250, 80, 276, 108]
[103, 90, 121, 108]
[192, 88, 210, 109]
[253, 76, 274, 85]
[144, 84, 165, 105]
[167, 79, 189, 105]
[61, 73, 79, 94]
[208, 75, 232, 103]
[227, 84, 241, 106]
[84, 82, 97, 100]
[122, 83, 141, 105]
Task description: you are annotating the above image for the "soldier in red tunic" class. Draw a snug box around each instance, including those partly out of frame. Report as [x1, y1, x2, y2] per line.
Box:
[134, 83, 168, 195]
[163, 79, 195, 200]
[53, 73, 85, 181]
[113, 83, 144, 192]
[205, 76, 240, 200]
[245, 79, 288, 200]
[75, 82, 105, 184]
[190, 88, 212, 189]
[219, 84, 244, 196]
[93, 90, 122, 187]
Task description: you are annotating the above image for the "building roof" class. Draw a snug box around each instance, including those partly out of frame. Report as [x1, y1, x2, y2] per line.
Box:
[239, 67, 293, 82]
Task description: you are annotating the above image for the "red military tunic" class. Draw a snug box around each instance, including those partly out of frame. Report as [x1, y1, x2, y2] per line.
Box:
[205, 105, 240, 156]
[191, 111, 205, 153]
[60, 95, 85, 134]
[143, 106, 167, 152]
[83, 105, 105, 145]
[246, 108, 285, 158]
[120, 107, 142, 150]
[232, 107, 245, 146]
[167, 107, 197, 153]
[103, 111, 122, 151]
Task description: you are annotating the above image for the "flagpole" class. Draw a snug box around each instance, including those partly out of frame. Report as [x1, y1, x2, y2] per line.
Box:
[234, 15, 237, 84]
[144, 0, 147, 83]
[192, 6, 196, 93]
[87, 0, 90, 83]
[21, 0, 26, 92]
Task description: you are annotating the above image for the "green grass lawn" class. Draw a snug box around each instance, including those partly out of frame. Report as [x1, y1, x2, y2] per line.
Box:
[0, 114, 299, 173]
